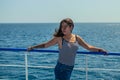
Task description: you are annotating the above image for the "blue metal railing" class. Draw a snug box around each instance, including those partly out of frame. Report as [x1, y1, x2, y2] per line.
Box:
[0, 47, 120, 56]
[0, 47, 120, 80]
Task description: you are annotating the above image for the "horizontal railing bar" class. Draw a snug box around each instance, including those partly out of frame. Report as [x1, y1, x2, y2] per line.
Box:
[0, 64, 120, 72]
[0, 48, 120, 56]
[0, 64, 24, 67]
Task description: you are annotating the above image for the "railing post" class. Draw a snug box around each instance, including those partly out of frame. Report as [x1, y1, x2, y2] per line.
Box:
[85, 54, 88, 80]
[25, 52, 28, 80]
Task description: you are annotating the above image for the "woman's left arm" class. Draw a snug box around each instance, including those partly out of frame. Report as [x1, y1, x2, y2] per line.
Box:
[76, 35, 107, 53]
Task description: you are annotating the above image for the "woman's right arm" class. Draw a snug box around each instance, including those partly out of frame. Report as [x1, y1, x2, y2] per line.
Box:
[27, 37, 58, 51]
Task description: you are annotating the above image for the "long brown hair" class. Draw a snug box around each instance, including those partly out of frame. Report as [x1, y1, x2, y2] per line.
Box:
[54, 18, 74, 37]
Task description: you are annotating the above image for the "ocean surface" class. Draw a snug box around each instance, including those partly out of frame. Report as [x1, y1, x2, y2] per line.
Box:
[0, 23, 120, 80]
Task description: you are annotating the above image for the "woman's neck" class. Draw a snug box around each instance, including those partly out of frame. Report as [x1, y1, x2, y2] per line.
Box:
[64, 33, 73, 39]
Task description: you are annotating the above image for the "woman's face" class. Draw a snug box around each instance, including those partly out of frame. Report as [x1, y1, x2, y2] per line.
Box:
[61, 22, 72, 35]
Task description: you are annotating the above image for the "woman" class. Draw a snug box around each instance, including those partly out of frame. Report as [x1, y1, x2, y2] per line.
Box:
[28, 18, 107, 80]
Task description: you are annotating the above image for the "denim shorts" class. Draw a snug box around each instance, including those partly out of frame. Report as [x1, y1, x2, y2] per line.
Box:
[54, 62, 74, 80]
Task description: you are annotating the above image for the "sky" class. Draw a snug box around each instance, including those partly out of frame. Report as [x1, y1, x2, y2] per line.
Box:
[0, 0, 120, 23]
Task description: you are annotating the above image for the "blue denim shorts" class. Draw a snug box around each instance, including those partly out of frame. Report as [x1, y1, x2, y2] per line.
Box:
[54, 62, 74, 80]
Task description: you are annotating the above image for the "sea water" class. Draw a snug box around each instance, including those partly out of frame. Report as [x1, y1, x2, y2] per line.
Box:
[0, 23, 120, 80]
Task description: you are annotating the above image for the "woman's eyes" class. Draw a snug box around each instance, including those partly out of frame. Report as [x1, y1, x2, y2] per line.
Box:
[62, 25, 69, 28]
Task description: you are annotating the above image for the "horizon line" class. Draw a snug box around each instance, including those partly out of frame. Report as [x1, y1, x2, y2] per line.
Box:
[0, 22, 120, 24]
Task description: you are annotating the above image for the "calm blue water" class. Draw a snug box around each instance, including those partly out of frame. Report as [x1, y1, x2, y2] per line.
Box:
[0, 23, 120, 80]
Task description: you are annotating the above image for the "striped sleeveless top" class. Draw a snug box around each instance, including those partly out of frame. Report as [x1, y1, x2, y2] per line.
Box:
[58, 35, 79, 66]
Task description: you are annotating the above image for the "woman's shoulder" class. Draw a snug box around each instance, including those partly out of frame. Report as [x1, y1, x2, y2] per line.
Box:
[53, 36, 62, 40]
[73, 34, 83, 40]
[72, 34, 80, 38]
[52, 37, 62, 43]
